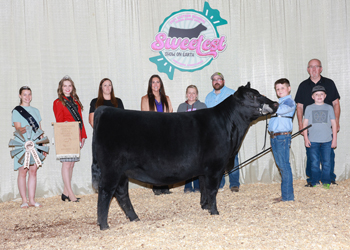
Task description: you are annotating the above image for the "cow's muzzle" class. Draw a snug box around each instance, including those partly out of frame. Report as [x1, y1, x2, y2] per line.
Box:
[259, 103, 278, 115]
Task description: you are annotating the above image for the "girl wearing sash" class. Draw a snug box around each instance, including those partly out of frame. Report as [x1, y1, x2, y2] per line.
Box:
[53, 75, 87, 202]
[12, 86, 44, 208]
[141, 75, 173, 195]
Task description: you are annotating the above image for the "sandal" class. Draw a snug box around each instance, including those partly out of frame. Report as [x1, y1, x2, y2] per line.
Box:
[29, 202, 42, 208]
[20, 203, 29, 208]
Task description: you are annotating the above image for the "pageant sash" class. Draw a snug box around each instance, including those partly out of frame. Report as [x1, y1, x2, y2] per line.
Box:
[13, 106, 40, 132]
[63, 98, 83, 130]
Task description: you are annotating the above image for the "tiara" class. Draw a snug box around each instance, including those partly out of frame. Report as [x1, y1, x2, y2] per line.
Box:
[63, 75, 71, 80]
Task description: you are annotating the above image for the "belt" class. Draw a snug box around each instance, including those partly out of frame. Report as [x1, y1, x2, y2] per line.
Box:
[269, 131, 292, 139]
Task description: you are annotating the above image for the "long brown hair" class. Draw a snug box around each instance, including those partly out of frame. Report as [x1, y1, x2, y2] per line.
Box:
[147, 75, 169, 112]
[95, 78, 118, 109]
[19, 86, 32, 105]
[57, 75, 84, 110]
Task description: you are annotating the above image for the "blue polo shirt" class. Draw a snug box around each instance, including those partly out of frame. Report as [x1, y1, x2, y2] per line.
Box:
[268, 95, 295, 133]
[205, 85, 235, 108]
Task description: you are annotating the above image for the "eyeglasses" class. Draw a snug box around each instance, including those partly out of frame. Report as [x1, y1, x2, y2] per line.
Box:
[308, 65, 322, 69]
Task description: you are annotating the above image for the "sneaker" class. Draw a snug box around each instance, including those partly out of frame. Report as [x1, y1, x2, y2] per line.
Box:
[323, 184, 330, 189]
[273, 197, 283, 203]
[230, 186, 239, 192]
[218, 188, 224, 192]
[305, 183, 313, 187]
[331, 181, 338, 185]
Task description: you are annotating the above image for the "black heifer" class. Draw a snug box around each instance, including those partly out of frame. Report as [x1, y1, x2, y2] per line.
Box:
[93, 83, 278, 230]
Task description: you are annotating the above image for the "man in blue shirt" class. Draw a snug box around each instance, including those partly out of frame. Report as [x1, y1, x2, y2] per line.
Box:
[205, 72, 240, 192]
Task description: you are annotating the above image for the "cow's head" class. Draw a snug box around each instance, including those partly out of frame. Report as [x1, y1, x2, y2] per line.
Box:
[234, 82, 279, 120]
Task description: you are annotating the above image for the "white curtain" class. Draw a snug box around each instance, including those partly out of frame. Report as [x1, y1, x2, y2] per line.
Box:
[1, 0, 349, 202]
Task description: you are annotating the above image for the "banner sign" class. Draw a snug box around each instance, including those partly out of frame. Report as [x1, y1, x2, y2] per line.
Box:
[150, 2, 228, 80]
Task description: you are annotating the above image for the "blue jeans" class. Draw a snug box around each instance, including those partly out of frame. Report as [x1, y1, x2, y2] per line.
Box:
[219, 154, 239, 189]
[308, 141, 332, 186]
[271, 134, 294, 201]
[184, 178, 200, 192]
[306, 144, 336, 183]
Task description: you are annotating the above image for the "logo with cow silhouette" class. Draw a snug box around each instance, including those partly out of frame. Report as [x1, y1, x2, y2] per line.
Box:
[150, 2, 227, 80]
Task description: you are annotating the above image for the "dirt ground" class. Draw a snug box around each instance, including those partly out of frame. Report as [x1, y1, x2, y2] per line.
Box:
[1, 179, 350, 249]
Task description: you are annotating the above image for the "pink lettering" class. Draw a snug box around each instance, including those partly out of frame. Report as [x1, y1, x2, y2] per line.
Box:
[210, 39, 219, 51]
[196, 36, 217, 58]
[188, 39, 197, 50]
[150, 32, 227, 59]
[151, 33, 167, 50]
[218, 36, 226, 51]
[165, 37, 181, 50]
[202, 39, 211, 51]
[180, 38, 190, 50]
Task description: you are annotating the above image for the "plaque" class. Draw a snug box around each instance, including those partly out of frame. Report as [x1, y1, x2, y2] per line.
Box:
[53, 122, 80, 160]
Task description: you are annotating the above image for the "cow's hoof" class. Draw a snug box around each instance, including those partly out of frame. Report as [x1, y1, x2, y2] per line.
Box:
[100, 224, 110, 230]
[201, 204, 209, 210]
[127, 213, 139, 222]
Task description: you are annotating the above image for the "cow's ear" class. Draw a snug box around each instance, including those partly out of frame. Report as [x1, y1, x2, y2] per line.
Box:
[245, 82, 251, 88]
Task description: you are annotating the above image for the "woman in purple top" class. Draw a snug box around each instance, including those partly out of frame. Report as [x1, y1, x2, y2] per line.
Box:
[141, 74, 173, 112]
[141, 75, 173, 195]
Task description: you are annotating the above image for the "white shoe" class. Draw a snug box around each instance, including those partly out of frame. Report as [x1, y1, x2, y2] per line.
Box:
[218, 188, 224, 192]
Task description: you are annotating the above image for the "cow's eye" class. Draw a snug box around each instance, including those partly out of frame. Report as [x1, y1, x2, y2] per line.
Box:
[247, 93, 255, 99]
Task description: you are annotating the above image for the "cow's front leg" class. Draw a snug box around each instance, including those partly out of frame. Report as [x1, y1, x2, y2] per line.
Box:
[204, 174, 222, 215]
[114, 176, 139, 222]
[97, 185, 115, 230]
[207, 189, 219, 215]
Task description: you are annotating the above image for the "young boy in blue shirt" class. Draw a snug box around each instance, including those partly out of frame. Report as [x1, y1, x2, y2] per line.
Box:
[268, 78, 296, 202]
[302, 85, 337, 189]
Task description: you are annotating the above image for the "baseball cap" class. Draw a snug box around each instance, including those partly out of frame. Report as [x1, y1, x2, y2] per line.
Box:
[211, 72, 224, 80]
[312, 85, 326, 94]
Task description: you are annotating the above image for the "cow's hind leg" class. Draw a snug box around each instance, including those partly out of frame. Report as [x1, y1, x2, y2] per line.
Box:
[114, 176, 139, 222]
[97, 184, 116, 230]
[91, 132, 100, 192]
[199, 176, 209, 210]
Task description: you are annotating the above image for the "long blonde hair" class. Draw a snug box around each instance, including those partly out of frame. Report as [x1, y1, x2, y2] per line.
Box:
[57, 75, 83, 110]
